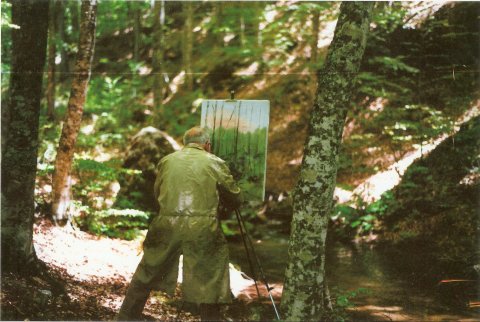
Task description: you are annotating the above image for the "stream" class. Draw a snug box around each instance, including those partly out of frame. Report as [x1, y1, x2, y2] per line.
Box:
[228, 237, 479, 321]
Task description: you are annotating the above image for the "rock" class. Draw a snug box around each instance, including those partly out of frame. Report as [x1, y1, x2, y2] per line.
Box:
[115, 127, 180, 212]
[33, 289, 53, 306]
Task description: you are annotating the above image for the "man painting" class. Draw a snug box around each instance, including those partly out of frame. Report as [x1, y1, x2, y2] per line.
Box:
[117, 126, 242, 321]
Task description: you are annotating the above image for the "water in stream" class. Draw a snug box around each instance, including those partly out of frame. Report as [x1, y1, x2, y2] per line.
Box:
[228, 237, 479, 321]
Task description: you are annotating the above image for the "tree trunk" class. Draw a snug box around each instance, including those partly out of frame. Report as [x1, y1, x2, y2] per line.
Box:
[311, 8, 320, 63]
[1, 0, 49, 273]
[55, 0, 68, 79]
[212, 2, 224, 46]
[71, 0, 80, 36]
[46, 0, 56, 120]
[51, 0, 97, 224]
[239, 3, 246, 47]
[254, 2, 262, 48]
[133, 2, 141, 63]
[152, 0, 165, 120]
[281, 2, 374, 320]
[182, 1, 193, 90]
[132, 1, 141, 97]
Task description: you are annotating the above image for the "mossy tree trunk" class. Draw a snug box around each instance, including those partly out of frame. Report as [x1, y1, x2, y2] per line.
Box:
[182, 1, 194, 90]
[281, 2, 374, 320]
[1, 0, 48, 272]
[51, 0, 97, 224]
[152, 0, 165, 121]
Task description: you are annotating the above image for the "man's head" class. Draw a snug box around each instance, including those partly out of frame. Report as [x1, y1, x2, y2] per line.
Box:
[183, 126, 211, 152]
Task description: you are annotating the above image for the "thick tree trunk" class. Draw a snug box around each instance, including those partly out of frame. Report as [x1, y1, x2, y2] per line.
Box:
[1, 0, 48, 273]
[46, 0, 56, 120]
[182, 1, 193, 90]
[281, 2, 374, 320]
[51, 0, 97, 224]
[152, 0, 165, 120]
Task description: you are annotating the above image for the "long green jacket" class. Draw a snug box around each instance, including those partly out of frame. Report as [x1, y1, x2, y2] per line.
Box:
[133, 143, 242, 304]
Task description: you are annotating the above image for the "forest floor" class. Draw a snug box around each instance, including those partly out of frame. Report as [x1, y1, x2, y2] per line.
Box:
[2, 219, 478, 321]
[1, 219, 281, 321]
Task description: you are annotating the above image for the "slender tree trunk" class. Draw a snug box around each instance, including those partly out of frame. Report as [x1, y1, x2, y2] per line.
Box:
[131, 1, 141, 97]
[182, 1, 193, 90]
[51, 0, 97, 224]
[71, 0, 80, 36]
[46, 0, 56, 120]
[311, 8, 320, 63]
[254, 2, 262, 48]
[239, 3, 246, 47]
[212, 2, 224, 46]
[133, 2, 141, 63]
[55, 0, 68, 79]
[152, 0, 165, 120]
[1, 0, 49, 273]
[281, 2, 374, 320]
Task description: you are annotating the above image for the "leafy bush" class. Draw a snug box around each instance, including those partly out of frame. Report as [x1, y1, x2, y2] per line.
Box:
[322, 287, 370, 322]
[75, 207, 150, 240]
[331, 192, 395, 239]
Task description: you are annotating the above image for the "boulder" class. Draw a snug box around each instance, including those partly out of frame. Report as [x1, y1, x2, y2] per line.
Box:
[115, 127, 181, 213]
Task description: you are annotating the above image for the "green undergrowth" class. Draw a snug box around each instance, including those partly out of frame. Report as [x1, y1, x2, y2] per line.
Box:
[331, 192, 394, 241]
[74, 207, 150, 240]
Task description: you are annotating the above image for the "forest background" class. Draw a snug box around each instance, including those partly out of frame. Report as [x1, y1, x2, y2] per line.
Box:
[1, 1, 479, 321]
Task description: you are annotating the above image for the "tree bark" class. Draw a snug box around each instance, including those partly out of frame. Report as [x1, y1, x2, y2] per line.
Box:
[311, 8, 320, 63]
[133, 2, 141, 63]
[239, 3, 246, 47]
[152, 0, 165, 120]
[70, 0, 80, 36]
[1, 0, 49, 272]
[55, 0, 68, 79]
[46, 0, 56, 120]
[212, 2, 224, 46]
[281, 2, 374, 320]
[254, 2, 262, 48]
[51, 0, 97, 224]
[182, 1, 193, 90]
[131, 1, 141, 97]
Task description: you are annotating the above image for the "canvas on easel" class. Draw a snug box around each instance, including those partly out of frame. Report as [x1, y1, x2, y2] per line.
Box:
[201, 100, 270, 202]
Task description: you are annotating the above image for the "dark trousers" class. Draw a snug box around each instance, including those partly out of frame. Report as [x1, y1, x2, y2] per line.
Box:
[117, 280, 224, 321]
[117, 278, 151, 321]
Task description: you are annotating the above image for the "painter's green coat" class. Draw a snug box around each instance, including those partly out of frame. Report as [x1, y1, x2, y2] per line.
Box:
[133, 143, 242, 304]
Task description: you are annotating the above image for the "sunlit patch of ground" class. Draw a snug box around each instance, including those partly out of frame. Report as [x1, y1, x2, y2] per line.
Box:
[34, 221, 142, 283]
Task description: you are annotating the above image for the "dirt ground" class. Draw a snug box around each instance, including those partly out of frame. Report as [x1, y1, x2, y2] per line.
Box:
[0, 220, 281, 321]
